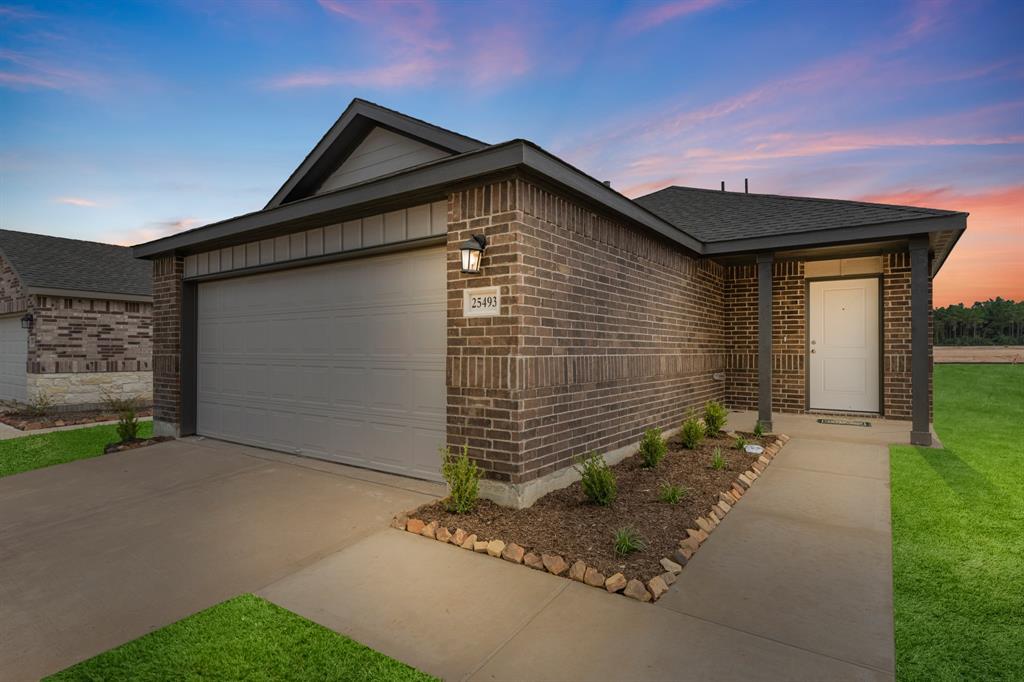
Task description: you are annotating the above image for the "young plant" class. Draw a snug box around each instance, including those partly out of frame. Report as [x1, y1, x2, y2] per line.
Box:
[613, 527, 647, 556]
[702, 400, 728, 435]
[710, 446, 727, 470]
[658, 482, 688, 504]
[22, 390, 55, 418]
[734, 435, 748, 451]
[440, 445, 482, 514]
[575, 451, 617, 506]
[753, 420, 765, 438]
[116, 409, 140, 442]
[680, 411, 706, 449]
[638, 428, 667, 468]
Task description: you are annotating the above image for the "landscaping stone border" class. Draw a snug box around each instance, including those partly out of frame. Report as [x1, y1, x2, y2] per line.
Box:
[392, 434, 791, 604]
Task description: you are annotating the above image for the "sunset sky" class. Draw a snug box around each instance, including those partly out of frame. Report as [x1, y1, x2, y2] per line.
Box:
[1, 0, 1021, 307]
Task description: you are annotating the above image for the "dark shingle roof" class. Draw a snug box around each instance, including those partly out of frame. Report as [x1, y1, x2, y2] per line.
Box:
[0, 229, 151, 297]
[633, 186, 963, 243]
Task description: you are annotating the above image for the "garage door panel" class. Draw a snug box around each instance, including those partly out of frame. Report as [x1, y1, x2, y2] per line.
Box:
[197, 246, 445, 481]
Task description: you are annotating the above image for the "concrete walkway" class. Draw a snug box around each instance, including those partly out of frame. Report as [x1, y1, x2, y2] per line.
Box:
[263, 418, 897, 681]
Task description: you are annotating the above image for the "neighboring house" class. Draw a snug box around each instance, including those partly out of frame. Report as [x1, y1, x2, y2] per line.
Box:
[0, 230, 152, 409]
[134, 99, 965, 507]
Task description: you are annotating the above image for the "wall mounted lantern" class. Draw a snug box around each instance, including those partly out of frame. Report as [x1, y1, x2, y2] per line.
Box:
[459, 234, 487, 274]
[19, 313, 33, 330]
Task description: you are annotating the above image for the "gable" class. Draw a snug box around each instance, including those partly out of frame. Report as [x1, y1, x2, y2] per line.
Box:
[316, 127, 449, 195]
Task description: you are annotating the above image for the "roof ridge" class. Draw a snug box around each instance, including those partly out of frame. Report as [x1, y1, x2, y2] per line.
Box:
[351, 98, 488, 147]
[659, 185, 961, 216]
[0, 228, 131, 249]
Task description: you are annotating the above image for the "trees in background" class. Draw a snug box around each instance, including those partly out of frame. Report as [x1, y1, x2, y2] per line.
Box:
[933, 298, 1024, 345]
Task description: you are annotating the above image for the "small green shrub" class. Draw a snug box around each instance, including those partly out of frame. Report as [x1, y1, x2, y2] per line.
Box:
[441, 445, 481, 514]
[753, 421, 765, 438]
[735, 435, 748, 451]
[116, 410, 140, 442]
[703, 400, 728, 435]
[711, 446, 726, 470]
[613, 527, 646, 556]
[658, 482, 688, 504]
[680, 412, 705, 449]
[575, 451, 617, 506]
[638, 428, 667, 468]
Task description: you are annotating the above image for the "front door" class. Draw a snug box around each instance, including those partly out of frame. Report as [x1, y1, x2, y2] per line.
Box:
[808, 278, 880, 412]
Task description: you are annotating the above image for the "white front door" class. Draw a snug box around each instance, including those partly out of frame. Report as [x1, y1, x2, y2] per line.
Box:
[808, 278, 879, 412]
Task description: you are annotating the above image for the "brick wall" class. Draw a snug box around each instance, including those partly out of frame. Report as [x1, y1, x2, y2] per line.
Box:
[28, 296, 151, 373]
[724, 253, 932, 419]
[0, 255, 28, 316]
[447, 176, 726, 484]
[152, 255, 183, 431]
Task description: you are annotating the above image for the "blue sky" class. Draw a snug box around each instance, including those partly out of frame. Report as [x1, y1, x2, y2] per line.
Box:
[1, 0, 1021, 305]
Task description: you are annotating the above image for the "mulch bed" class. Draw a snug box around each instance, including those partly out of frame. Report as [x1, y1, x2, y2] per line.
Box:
[0, 407, 153, 431]
[414, 431, 772, 579]
[104, 436, 173, 454]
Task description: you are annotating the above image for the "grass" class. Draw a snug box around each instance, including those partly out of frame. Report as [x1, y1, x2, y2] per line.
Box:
[46, 594, 436, 681]
[890, 364, 1024, 681]
[0, 421, 153, 479]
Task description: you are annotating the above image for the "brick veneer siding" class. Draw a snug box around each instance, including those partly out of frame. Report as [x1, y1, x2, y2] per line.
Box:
[152, 255, 184, 432]
[447, 176, 726, 484]
[0, 255, 29, 315]
[27, 296, 151, 373]
[723, 253, 932, 419]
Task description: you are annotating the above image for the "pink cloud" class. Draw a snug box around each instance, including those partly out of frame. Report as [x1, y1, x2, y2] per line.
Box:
[619, 0, 725, 34]
[54, 196, 98, 207]
[0, 49, 102, 92]
[269, 59, 439, 89]
[105, 218, 207, 247]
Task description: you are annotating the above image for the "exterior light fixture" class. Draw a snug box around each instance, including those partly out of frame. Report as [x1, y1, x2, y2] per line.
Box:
[459, 234, 487, 274]
[20, 313, 33, 329]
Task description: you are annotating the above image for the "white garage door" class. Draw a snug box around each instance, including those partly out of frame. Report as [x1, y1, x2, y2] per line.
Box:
[196, 246, 446, 481]
[0, 316, 27, 403]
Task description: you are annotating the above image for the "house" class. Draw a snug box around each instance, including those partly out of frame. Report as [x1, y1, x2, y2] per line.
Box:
[0, 230, 153, 409]
[133, 99, 965, 507]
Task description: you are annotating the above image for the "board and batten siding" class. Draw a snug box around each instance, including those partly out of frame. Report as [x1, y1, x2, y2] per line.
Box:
[318, 127, 449, 194]
[183, 200, 448, 279]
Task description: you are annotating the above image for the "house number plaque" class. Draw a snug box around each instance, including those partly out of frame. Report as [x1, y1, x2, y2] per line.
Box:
[463, 286, 501, 317]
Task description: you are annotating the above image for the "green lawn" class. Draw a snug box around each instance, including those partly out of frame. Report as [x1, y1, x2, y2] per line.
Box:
[0, 420, 153, 478]
[890, 364, 1024, 681]
[46, 594, 436, 681]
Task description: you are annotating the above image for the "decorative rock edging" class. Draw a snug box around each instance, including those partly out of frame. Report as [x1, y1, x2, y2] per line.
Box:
[392, 434, 791, 604]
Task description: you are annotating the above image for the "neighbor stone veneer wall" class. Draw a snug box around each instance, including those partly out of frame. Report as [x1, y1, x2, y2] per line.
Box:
[723, 254, 932, 419]
[28, 371, 152, 406]
[152, 255, 184, 435]
[447, 176, 726, 485]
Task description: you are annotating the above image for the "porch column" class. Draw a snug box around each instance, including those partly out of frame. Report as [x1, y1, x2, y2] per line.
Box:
[910, 237, 932, 446]
[757, 252, 773, 432]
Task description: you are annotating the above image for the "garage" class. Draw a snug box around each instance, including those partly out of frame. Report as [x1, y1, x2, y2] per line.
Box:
[196, 246, 446, 481]
[0, 316, 27, 403]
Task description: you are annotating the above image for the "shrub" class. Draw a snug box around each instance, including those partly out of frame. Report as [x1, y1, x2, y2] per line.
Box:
[101, 390, 141, 415]
[613, 527, 646, 556]
[116, 410, 140, 442]
[680, 412, 705, 449]
[638, 428, 667, 468]
[575, 451, 617, 506]
[753, 421, 765, 438]
[711, 447, 726, 470]
[658, 482, 688, 504]
[703, 400, 728, 435]
[440, 445, 481, 514]
[735, 435, 748, 451]
[14, 391, 55, 418]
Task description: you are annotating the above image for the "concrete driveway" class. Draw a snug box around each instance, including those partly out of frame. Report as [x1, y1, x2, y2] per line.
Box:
[0, 437, 441, 680]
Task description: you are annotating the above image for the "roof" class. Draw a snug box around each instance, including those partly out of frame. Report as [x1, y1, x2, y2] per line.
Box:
[0, 229, 152, 298]
[634, 186, 964, 244]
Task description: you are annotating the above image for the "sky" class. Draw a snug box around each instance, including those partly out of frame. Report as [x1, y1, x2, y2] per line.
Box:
[1, 0, 1021, 307]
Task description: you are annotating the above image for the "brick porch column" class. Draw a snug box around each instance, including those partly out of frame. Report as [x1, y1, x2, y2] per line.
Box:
[757, 252, 773, 431]
[909, 237, 932, 446]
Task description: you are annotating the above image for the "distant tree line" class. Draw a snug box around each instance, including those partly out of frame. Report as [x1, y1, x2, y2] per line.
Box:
[933, 298, 1024, 345]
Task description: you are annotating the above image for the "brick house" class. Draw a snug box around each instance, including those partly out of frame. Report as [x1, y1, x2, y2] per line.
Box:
[0, 230, 152, 409]
[134, 100, 965, 507]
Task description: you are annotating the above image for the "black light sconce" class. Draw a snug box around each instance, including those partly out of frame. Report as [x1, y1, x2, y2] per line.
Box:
[459, 234, 487, 274]
[19, 313, 33, 329]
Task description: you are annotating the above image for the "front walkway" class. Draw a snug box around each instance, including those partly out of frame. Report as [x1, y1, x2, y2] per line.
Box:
[263, 417, 897, 681]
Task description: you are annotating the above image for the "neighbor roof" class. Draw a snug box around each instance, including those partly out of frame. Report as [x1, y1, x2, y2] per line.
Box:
[0, 230, 151, 298]
[634, 186, 964, 244]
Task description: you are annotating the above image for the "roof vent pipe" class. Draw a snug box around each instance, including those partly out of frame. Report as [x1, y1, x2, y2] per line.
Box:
[745, 178, 749, 193]
[602, 180, 611, 187]
[720, 181, 725, 191]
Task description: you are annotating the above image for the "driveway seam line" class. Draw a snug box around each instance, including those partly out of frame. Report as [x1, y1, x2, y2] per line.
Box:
[461, 579, 570, 682]
[771, 463, 888, 481]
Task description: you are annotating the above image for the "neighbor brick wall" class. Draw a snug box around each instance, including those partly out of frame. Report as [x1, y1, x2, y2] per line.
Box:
[446, 176, 726, 484]
[724, 252, 932, 419]
[0, 255, 29, 316]
[27, 296, 152, 373]
[152, 255, 184, 428]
